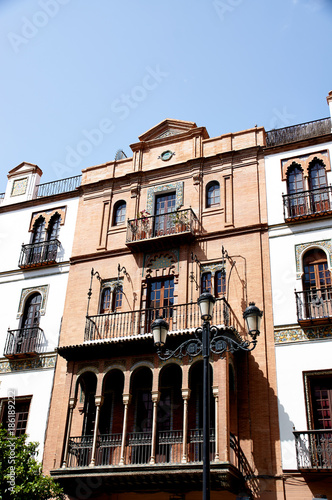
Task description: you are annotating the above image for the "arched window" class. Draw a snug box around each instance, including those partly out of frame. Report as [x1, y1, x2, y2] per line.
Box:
[46, 214, 61, 261]
[201, 270, 225, 297]
[16, 293, 42, 355]
[113, 201, 126, 226]
[32, 216, 46, 244]
[309, 161, 329, 213]
[99, 286, 123, 314]
[287, 165, 305, 217]
[47, 213, 61, 241]
[22, 292, 41, 330]
[206, 181, 220, 208]
[100, 288, 111, 314]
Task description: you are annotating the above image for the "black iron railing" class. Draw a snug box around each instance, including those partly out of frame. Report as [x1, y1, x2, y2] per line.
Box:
[67, 436, 94, 467]
[85, 298, 230, 342]
[266, 118, 331, 147]
[36, 175, 81, 198]
[97, 433, 122, 466]
[156, 430, 183, 464]
[283, 186, 332, 220]
[188, 428, 215, 463]
[294, 430, 332, 469]
[4, 327, 43, 358]
[126, 208, 198, 245]
[295, 289, 332, 322]
[67, 429, 215, 468]
[18, 239, 61, 268]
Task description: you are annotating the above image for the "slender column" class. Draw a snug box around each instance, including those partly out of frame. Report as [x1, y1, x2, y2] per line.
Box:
[89, 395, 103, 467]
[149, 391, 160, 465]
[119, 394, 131, 465]
[181, 389, 191, 464]
[202, 320, 211, 500]
[212, 386, 219, 462]
[61, 397, 76, 468]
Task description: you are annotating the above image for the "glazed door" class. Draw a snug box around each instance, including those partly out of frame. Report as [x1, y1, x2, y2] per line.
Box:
[154, 193, 176, 236]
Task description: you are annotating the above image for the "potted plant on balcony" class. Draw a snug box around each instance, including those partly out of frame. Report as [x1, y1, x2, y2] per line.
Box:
[171, 209, 189, 232]
[137, 209, 150, 239]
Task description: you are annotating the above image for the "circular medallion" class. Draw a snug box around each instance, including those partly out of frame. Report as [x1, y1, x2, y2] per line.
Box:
[160, 150, 174, 161]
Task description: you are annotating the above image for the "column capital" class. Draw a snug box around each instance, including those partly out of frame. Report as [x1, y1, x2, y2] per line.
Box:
[212, 386, 219, 397]
[182, 388, 191, 400]
[123, 394, 131, 405]
[95, 395, 104, 407]
[68, 397, 77, 409]
[151, 391, 160, 403]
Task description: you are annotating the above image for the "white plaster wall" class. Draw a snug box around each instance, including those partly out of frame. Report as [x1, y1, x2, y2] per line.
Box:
[0, 367, 55, 459]
[275, 340, 332, 469]
[0, 196, 79, 273]
[0, 269, 69, 353]
[265, 141, 332, 227]
[269, 222, 332, 326]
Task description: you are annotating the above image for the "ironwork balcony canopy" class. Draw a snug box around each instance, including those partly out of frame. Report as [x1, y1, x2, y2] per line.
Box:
[283, 186, 332, 221]
[84, 297, 231, 344]
[126, 208, 198, 250]
[18, 239, 61, 269]
[4, 327, 43, 359]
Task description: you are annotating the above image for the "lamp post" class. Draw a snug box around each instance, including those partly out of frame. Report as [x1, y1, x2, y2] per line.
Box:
[151, 294, 263, 500]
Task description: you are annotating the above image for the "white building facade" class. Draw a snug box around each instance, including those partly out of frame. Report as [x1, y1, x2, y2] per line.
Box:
[265, 92, 332, 497]
[0, 163, 80, 459]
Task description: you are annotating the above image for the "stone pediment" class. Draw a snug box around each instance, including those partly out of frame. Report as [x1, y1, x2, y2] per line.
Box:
[138, 119, 198, 142]
[7, 162, 42, 179]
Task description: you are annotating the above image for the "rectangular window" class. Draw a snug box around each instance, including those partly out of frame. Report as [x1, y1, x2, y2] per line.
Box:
[0, 397, 31, 436]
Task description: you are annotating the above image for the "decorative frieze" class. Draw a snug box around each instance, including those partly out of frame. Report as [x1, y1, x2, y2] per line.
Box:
[275, 325, 332, 344]
[0, 354, 56, 373]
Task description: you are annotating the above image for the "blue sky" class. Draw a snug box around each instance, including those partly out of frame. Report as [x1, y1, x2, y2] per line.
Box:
[0, 0, 331, 192]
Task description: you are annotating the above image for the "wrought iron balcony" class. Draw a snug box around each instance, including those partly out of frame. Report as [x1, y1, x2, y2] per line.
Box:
[85, 298, 231, 342]
[266, 117, 331, 147]
[4, 327, 43, 359]
[126, 208, 198, 250]
[18, 239, 61, 269]
[295, 289, 332, 324]
[294, 430, 332, 469]
[283, 186, 332, 221]
[67, 428, 214, 468]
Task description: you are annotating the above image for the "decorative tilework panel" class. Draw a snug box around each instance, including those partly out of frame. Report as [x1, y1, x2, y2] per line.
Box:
[295, 240, 332, 279]
[17, 285, 49, 318]
[146, 182, 184, 215]
[11, 178, 28, 196]
[0, 354, 56, 374]
[275, 325, 332, 344]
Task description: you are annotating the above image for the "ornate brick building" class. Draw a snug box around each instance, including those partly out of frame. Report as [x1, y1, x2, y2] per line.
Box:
[43, 119, 282, 499]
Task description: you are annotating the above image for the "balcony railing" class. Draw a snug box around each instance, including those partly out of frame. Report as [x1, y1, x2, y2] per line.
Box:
[18, 239, 61, 268]
[85, 297, 230, 342]
[67, 428, 214, 468]
[295, 289, 332, 323]
[126, 208, 198, 247]
[4, 327, 43, 359]
[283, 186, 332, 221]
[266, 117, 331, 147]
[294, 430, 332, 469]
[36, 175, 81, 198]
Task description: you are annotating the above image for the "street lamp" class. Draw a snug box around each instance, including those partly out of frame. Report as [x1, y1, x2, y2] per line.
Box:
[151, 294, 263, 500]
